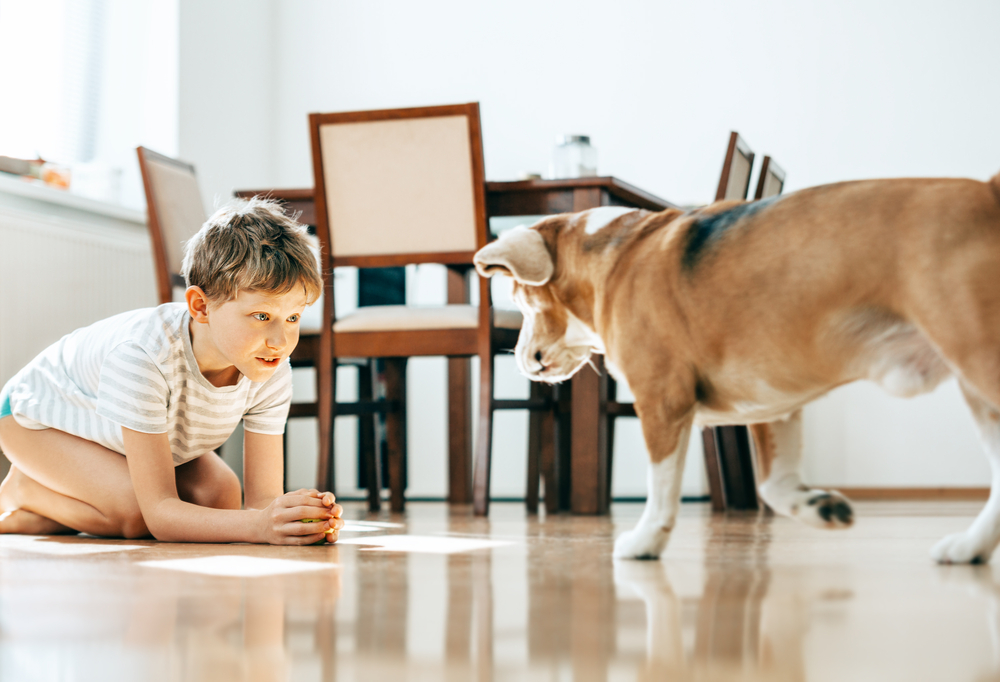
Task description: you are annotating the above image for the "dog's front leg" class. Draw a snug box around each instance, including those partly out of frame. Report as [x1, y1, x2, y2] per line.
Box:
[752, 410, 854, 528]
[614, 406, 693, 560]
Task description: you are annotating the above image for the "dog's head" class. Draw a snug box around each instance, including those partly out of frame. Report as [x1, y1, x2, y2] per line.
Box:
[475, 221, 604, 383]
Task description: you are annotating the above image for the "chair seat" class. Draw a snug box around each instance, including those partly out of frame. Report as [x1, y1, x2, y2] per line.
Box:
[300, 301, 323, 334]
[493, 308, 522, 329]
[335, 304, 478, 332]
[332, 305, 523, 333]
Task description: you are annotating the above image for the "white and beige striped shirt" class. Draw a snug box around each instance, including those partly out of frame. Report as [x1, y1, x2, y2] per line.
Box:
[4, 303, 291, 465]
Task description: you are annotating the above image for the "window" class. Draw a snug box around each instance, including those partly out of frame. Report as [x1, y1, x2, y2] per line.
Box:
[0, 0, 177, 208]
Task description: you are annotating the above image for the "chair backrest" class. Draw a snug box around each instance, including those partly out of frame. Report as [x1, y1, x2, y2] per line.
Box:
[715, 131, 755, 202]
[754, 156, 786, 199]
[136, 146, 207, 303]
[308, 103, 489, 270]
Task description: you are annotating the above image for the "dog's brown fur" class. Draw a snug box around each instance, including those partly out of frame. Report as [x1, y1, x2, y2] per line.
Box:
[476, 173, 1000, 562]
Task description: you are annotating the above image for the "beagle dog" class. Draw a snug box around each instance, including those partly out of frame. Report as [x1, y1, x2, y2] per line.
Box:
[475, 173, 1000, 563]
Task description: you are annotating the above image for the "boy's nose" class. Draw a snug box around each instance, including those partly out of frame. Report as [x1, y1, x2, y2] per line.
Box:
[266, 326, 287, 351]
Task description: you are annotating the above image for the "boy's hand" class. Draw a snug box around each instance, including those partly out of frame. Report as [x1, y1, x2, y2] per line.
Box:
[256, 488, 344, 545]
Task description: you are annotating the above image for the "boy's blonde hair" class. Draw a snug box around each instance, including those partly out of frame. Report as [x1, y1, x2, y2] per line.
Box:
[181, 197, 323, 305]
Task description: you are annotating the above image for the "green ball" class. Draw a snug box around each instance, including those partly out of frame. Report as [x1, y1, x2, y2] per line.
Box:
[301, 518, 334, 534]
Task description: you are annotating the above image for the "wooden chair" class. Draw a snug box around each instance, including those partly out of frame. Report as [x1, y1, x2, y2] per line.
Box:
[754, 156, 786, 200]
[308, 103, 551, 515]
[135, 147, 206, 305]
[698, 132, 756, 511]
[579, 133, 760, 514]
[136, 147, 332, 492]
[716, 131, 756, 202]
[702, 139, 789, 512]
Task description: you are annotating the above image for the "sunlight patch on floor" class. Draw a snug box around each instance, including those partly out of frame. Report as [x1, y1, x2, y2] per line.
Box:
[336, 534, 514, 554]
[0, 536, 148, 555]
[138, 555, 336, 577]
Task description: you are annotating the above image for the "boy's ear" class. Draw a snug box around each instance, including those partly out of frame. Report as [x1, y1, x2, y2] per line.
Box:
[185, 286, 211, 323]
[474, 226, 553, 285]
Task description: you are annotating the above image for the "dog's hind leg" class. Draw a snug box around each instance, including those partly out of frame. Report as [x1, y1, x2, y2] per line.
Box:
[932, 383, 1000, 564]
[753, 410, 854, 529]
[613, 409, 693, 560]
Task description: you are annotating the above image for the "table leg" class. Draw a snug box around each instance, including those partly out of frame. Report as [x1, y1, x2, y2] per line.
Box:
[570, 354, 610, 515]
[568, 188, 611, 516]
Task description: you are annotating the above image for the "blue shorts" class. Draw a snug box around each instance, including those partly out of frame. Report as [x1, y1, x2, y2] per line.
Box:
[0, 385, 12, 420]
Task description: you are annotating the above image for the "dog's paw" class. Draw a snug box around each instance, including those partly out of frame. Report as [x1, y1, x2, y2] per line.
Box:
[789, 489, 854, 529]
[931, 531, 996, 564]
[613, 525, 670, 560]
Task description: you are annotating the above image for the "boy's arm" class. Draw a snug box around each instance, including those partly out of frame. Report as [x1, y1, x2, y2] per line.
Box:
[241, 431, 286, 510]
[242, 430, 343, 536]
[122, 427, 335, 544]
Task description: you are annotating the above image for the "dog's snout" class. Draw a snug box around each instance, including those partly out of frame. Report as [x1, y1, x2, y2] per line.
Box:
[527, 349, 547, 374]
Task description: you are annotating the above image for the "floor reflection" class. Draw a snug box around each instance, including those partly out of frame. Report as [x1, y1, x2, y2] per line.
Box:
[6, 503, 1000, 680]
[0, 544, 341, 681]
[616, 512, 808, 682]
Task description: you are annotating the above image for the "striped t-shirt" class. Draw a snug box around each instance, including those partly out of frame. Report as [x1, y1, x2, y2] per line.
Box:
[4, 303, 291, 465]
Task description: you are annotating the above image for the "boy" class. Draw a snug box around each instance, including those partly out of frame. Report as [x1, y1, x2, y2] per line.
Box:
[0, 197, 344, 544]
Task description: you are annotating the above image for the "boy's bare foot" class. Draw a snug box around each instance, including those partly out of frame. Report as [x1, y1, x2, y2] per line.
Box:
[0, 467, 76, 535]
[0, 509, 76, 535]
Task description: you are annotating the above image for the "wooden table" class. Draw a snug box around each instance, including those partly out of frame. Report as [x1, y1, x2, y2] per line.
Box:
[486, 177, 675, 514]
[237, 177, 675, 515]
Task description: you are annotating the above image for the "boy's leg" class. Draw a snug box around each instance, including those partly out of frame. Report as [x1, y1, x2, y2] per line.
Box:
[0, 416, 147, 538]
[175, 452, 242, 510]
[0, 468, 78, 534]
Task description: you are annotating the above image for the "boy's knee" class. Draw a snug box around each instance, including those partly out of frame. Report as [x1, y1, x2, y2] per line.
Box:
[121, 515, 150, 540]
[114, 500, 149, 539]
[191, 464, 242, 510]
[214, 466, 243, 509]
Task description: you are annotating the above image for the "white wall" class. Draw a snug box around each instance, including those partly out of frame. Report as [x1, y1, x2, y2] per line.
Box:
[177, 0, 277, 213]
[175, 0, 1000, 497]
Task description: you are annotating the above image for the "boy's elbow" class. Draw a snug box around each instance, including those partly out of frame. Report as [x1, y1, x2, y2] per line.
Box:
[136, 502, 180, 541]
[142, 517, 183, 542]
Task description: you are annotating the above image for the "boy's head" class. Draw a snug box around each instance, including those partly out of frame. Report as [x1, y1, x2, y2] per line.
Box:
[181, 197, 323, 305]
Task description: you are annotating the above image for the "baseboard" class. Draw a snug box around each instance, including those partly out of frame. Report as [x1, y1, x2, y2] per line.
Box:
[332, 489, 989, 505]
[833, 487, 990, 500]
[332, 495, 712, 504]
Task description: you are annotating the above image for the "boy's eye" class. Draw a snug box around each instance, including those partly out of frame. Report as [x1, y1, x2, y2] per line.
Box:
[287, 314, 300, 323]
[253, 313, 269, 322]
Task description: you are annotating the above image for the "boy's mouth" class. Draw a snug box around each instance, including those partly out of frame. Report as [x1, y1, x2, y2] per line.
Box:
[256, 356, 281, 367]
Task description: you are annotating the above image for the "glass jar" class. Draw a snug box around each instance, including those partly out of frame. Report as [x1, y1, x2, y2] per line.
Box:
[549, 134, 597, 179]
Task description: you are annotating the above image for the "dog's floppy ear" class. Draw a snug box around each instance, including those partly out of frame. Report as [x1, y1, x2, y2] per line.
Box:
[474, 226, 554, 285]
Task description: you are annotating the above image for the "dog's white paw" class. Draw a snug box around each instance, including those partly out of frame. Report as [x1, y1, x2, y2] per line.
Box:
[761, 480, 854, 529]
[931, 531, 996, 564]
[613, 525, 670, 560]
[789, 489, 854, 529]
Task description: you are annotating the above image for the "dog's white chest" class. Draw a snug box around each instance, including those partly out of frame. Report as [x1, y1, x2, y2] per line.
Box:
[693, 379, 814, 426]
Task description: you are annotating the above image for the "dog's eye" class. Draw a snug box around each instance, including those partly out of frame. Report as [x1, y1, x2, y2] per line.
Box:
[534, 351, 543, 363]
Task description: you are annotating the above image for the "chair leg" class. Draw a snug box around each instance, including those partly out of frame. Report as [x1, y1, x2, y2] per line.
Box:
[702, 427, 726, 512]
[383, 357, 407, 513]
[316, 359, 336, 494]
[554, 381, 572, 512]
[282, 428, 290, 493]
[447, 357, 473, 504]
[605, 377, 618, 507]
[538, 383, 557, 514]
[526, 381, 543, 514]
[473, 351, 495, 516]
[714, 425, 758, 510]
[358, 361, 381, 512]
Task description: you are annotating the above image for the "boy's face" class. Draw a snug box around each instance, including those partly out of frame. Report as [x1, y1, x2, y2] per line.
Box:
[193, 287, 308, 384]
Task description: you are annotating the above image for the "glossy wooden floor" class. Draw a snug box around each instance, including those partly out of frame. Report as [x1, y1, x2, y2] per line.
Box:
[1, 499, 998, 681]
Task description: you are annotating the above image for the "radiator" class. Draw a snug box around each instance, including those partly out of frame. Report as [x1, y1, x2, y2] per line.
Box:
[0, 204, 158, 388]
